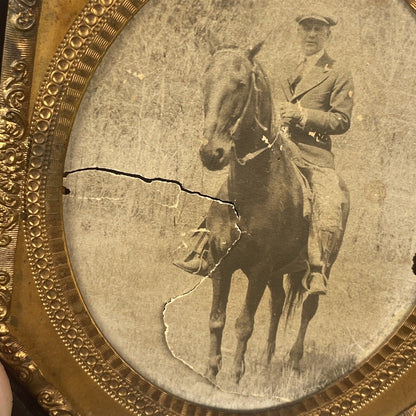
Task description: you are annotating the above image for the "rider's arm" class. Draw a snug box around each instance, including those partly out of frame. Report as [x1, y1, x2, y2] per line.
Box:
[300, 70, 354, 135]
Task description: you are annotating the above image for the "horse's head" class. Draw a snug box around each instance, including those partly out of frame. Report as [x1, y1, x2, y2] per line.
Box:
[199, 42, 266, 171]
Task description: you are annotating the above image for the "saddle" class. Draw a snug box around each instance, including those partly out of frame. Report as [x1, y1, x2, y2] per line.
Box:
[280, 130, 313, 221]
[292, 160, 313, 221]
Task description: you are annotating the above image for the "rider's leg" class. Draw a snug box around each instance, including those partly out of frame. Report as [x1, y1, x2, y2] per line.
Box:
[173, 180, 232, 276]
[300, 164, 345, 295]
[173, 220, 210, 275]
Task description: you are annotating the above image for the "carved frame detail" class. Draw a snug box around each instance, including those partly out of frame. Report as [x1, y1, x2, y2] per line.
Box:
[1, 0, 416, 415]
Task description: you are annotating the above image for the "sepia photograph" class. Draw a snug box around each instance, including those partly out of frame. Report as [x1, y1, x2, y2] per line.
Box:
[61, 0, 416, 410]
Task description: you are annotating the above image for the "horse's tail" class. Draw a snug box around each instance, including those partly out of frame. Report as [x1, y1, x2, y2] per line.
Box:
[281, 267, 309, 330]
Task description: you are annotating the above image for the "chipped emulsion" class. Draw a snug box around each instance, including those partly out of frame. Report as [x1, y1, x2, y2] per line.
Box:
[63, 166, 246, 384]
[59, 0, 416, 408]
[126, 68, 146, 81]
[163, 272, 296, 405]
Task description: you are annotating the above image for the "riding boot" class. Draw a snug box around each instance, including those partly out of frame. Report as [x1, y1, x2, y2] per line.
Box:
[302, 229, 335, 295]
[173, 224, 210, 276]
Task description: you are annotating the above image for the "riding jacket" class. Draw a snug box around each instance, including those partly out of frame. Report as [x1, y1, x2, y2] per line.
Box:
[281, 52, 354, 168]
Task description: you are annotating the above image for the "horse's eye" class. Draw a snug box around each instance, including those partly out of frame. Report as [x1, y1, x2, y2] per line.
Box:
[237, 80, 247, 88]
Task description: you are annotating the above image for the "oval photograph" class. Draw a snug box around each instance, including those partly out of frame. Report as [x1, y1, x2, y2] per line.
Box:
[63, 0, 416, 409]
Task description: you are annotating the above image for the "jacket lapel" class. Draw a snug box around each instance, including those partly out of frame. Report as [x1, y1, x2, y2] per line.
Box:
[275, 59, 298, 101]
[290, 52, 335, 102]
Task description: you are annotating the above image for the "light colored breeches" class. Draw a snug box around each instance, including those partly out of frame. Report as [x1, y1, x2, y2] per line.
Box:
[299, 162, 347, 268]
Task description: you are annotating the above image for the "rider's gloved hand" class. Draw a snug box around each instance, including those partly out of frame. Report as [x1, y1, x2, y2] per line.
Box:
[278, 102, 305, 125]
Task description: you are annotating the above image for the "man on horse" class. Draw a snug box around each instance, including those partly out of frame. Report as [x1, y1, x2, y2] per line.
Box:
[276, 13, 354, 294]
[174, 13, 353, 296]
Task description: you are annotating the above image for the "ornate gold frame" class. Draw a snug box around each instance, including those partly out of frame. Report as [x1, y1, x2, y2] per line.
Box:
[1, 0, 416, 415]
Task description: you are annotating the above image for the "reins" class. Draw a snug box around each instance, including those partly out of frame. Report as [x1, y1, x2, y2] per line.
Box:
[230, 64, 278, 166]
[210, 48, 278, 166]
[234, 133, 278, 166]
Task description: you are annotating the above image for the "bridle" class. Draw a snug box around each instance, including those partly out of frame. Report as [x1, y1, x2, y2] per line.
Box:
[213, 51, 277, 166]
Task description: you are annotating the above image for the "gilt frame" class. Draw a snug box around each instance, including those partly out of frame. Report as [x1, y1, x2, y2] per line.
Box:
[1, 0, 416, 415]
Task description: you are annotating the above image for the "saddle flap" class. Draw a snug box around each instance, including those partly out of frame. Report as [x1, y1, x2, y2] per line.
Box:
[291, 159, 313, 220]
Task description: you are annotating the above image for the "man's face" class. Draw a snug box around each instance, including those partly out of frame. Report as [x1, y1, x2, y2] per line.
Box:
[297, 20, 330, 56]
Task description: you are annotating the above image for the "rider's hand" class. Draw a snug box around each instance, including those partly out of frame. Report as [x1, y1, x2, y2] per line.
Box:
[0, 363, 12, 416]
[278, 102, 304, 125]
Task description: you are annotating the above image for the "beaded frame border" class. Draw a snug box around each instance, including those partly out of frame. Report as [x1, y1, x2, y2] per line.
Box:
[2, 0, 416, 415]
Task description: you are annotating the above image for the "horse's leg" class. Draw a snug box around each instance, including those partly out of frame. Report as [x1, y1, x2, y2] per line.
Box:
[289, 293, 319, 372]
[233, 267, 268, 383]
[267, 276, 285, 364]
[288, 184, 348, 371]
[206, 267, 232, 382]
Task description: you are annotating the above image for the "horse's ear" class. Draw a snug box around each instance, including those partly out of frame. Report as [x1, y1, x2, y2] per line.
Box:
[247, 41, 265, 61]
[207, 30, 221, 55]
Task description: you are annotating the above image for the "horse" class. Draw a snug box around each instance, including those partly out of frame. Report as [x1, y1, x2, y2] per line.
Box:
[198, 41, 349, 384]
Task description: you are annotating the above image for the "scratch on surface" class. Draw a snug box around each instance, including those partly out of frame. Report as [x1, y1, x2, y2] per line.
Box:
[170, 240, 189, 255]
[162, 276, 210, 374]
[67, 196, 123, 202]
[155, 188, 181, 209]
[261, 135, 271, 146]
[171, 228, 212, 255]
[162, 219, 291, 403]
[344, 326, 366, 353]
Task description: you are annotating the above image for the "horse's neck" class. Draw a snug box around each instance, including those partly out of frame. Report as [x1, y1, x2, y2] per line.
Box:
[230, 133, 299, 208]
[229, 63, 301, 203]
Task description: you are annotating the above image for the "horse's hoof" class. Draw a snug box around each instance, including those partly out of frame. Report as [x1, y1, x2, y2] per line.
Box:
[234, 370, 243, 385]
[207, 355, 221, 381]
[292, 364, 301, 375]
[266, 342, 275, 365]
[288, 358, 301, 375]
[205, 368, 217, 384]
[233, 359, 245, 384]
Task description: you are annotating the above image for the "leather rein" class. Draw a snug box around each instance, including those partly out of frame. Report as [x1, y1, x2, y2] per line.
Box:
[228, 62, 278, 166]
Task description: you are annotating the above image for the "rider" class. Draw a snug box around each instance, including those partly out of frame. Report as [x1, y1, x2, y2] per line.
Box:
[174, 13, 354, 296]
[276, 13, 354, 294]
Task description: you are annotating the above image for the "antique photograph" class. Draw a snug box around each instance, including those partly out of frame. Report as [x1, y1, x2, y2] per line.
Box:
[62, 0, 416, 410]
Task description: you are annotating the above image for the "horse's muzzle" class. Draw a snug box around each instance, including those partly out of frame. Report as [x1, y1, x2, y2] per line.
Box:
[199, 143, 229, 171]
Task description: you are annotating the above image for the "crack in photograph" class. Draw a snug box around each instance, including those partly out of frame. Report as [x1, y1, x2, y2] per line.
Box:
[62, 0, 416, 410]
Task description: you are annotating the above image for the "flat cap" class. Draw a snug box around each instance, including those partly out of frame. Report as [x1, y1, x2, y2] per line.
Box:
[296, 14, 337, 26]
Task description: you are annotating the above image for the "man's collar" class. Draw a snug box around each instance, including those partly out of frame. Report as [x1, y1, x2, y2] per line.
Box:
[301, 49, 326, 66]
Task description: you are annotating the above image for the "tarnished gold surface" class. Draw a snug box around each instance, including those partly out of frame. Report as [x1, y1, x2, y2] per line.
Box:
[0, 1, 80, 415]
[406, 0, 416, 12]
[2, 0, 416, 415]
[1, 1, 137, 414]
